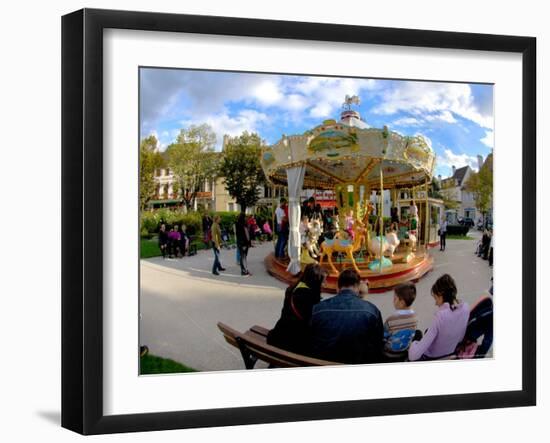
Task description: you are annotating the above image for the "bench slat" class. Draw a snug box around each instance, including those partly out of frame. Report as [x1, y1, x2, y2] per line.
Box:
[217, 322, 340, 368]
[249, 325, 270, 337]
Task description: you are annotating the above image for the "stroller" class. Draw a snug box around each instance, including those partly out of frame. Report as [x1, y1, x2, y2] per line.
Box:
[456, 296, 493, 358]
[220, 228, 235, 249]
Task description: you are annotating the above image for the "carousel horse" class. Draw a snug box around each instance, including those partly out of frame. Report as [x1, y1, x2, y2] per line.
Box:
[367, 235, 392, 259]
[385, 230, 400, 257]
[300, 218, 324, 265]
[307, 219, 323, 258]
[319, 225, 366, 274]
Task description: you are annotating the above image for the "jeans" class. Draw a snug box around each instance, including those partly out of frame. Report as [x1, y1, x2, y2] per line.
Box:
[440, 232, 446, 250]
[275, 229, 288, 258]
[212, 247, 222, 273]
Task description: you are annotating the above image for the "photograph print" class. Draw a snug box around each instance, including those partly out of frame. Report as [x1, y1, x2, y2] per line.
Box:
[138, 67, 494, 374]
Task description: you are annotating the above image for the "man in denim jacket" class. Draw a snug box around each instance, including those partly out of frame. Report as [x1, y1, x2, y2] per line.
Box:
[310, 270, 384, 364]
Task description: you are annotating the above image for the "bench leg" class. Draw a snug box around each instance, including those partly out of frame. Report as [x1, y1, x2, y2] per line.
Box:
[236, 337, 258, 369]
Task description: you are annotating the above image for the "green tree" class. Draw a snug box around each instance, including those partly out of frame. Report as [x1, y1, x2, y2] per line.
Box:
[140, 135, 163, 211]
[464, 153, 493, 222]
[429, 178, 443, 199]
[166, 124, 219, 210]
[218, 132, 267, 213]
[438, 175, 461, 211]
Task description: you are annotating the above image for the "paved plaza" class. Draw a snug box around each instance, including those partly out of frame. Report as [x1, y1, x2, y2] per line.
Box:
[140, 230, 492, 371]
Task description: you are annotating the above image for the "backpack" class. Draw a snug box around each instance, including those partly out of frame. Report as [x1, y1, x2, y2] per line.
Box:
[384, 329, 416, 355]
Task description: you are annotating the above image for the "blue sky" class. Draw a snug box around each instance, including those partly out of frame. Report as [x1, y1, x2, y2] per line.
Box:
[140, 68, 494, 178]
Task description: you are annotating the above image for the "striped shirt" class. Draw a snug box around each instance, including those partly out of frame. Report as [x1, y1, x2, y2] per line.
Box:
[383, 309, 418, 355]
[384, 309, 418, 334]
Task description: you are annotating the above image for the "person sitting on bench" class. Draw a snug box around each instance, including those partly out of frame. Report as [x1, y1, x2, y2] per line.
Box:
[408, 274, 469, 361]
[310, 269, 383, 364]
[267, 264, 328, 355]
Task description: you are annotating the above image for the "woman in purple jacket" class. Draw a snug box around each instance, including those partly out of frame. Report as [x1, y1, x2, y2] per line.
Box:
[408, 274, 469, 361]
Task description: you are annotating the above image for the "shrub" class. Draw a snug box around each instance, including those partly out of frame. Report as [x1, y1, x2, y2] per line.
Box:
[215, 211, 239, 232]
[140, 209, 202, 235]
[255, 205, 274, 223]
[446, 224, 470, 236]
[170, 212, 202, 236]
[141, 211, 159, 234]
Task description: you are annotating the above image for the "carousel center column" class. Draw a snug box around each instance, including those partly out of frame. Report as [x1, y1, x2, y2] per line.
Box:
[285, 165, 306, 275]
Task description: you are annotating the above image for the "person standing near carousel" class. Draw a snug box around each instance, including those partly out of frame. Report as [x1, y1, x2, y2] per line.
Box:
[274, 198, 289, 259]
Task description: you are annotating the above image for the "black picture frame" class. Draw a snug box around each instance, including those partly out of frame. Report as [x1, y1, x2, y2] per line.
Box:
[62, 8, 536, 435]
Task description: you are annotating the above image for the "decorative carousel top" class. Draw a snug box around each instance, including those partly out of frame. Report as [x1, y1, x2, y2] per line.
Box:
[261, 97, 436, 190]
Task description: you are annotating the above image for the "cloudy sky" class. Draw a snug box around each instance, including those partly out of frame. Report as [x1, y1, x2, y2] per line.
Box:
[140, 68, 494, 178]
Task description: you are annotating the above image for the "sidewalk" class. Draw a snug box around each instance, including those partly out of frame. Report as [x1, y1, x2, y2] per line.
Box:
[140, 233, 492, 371]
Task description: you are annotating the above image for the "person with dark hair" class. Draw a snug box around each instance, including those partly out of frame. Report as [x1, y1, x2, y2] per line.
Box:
[267, 264, 328, 354]
[390, 206, 399, 224]
[439, 216, 448, 251]
[158, 223, 168, 259]
[210, 215, 226, 275]
[167, 225, 181, 258]
[202, 214, 213, 248]
[382, 282, 419, 360]
[310, 269, 383, 364]
[408, 274, 469, 361]
[235, 212, 251, 276]
[314, 203, 323, 220]
[177, 224, 189, 257]
[275, 198, 288, 258]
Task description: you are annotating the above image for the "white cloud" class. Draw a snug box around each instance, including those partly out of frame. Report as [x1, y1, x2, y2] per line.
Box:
[182, 109, 269, 149]
[251, 79, 284, 106]
[141, 69, 379, 137]
[392, 117, 422, 126]
[480, 130, 494, 148]
[425, 110, 457, 124]
[438, 148, 479, 172]
[372, 82, 492, 129]
[293, 77, 377, 119]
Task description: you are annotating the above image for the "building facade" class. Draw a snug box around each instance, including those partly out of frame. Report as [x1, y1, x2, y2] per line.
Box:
[439, 154, 491, 224]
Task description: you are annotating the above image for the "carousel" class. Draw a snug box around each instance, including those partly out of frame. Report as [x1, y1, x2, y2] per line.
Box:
[261, 96, 444, 292]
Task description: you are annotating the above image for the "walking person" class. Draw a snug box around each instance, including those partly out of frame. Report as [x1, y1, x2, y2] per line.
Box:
[439, 216, 447, 251]
[235, 212, 252, 276]
[211, 215, 226, 275]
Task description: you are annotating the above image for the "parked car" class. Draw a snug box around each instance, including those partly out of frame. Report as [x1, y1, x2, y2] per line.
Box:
[459, 217, 475, 227]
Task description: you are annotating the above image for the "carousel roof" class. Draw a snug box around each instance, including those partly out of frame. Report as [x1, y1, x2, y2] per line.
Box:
[261, 108, 436, 191]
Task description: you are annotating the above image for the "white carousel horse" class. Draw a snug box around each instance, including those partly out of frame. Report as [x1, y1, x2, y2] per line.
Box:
[385, 231, 400, 257]
[307, 219, 323, 258]
[367, 235, 391, 260]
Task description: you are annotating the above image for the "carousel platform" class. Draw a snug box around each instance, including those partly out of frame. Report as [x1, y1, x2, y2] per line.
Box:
[264, 247, 434, 294]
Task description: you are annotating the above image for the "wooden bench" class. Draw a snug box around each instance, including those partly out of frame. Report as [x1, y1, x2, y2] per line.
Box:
[217, 322, 341, 369]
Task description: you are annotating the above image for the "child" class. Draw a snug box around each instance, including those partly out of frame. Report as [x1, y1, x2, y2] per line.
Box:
[262, 220, 273, 241]
[383, 282, 418, 360]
